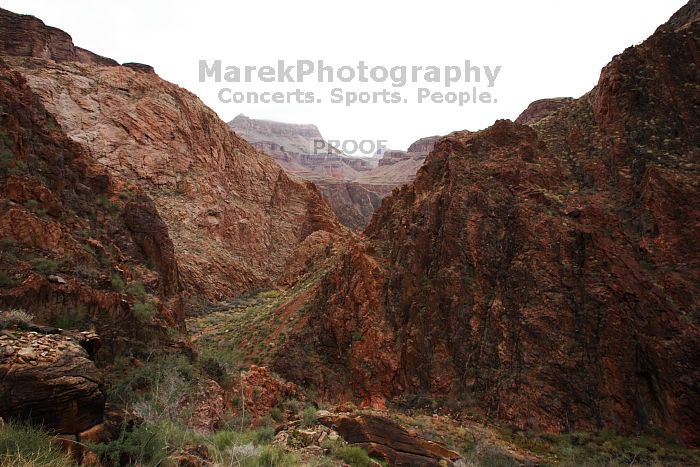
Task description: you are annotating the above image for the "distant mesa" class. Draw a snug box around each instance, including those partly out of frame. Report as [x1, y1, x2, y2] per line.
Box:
[229, 114, 441, 230]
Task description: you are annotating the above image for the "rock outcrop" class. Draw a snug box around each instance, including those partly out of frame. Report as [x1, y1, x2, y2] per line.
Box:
[0, 8, 117, 66]
[355, 136, 441, 196]
[514, 97, 574, 125]
[276, 2, 700, 446]
[319, 413, 462, 466]
[0, 9, 344, 301]
[0, 327, 105, 434]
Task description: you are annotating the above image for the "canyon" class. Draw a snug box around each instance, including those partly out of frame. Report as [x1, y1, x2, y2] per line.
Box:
[0, 2, 698, 466]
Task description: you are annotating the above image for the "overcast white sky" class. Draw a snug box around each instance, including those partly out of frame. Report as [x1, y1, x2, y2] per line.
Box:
[2, 0, 686, 154]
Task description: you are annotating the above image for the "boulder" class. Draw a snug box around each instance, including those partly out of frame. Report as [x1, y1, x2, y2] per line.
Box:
[319, 413, 462, 466]
[0, 329, 105, 434]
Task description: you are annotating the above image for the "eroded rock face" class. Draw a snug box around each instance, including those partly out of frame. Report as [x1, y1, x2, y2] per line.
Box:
[0, 9, 344, 301]
[316, 182, 382, 231]
[230, 114, 342, 156]
[0, 58, 184, 353]
[0, 329, 105, 434]
[230, 114, 381, 229]
[123, 195, 184, 326]
[276, 3, 700, 446]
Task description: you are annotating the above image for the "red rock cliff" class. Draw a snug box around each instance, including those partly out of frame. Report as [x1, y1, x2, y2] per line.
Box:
[275, 2, 700, 446]
[0, 8, 345, 301]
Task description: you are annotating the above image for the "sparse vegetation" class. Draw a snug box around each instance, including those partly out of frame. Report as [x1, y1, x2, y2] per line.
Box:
[24, 199, 38, 211]
[132, 301, 156, 322]
[333, 445, 373, 467]
[0, 419, 73, 467]
[0, 271, 19, 288]
[110, 273, 125, 291]
[125, 280, 147, 300]
[1, 237, 14, 250]
[301, 406, 318, 427]
[30, 257, 59, 274]
[53, 305, 89, 330]
[89, 420, 168, 466]
[0, 309, 33, 328]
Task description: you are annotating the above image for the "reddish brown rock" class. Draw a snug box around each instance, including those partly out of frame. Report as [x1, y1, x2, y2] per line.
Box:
[0, 57, 184, 355]
[188, 379, 225, 433]
[0, 7, 117, 66]
[514, 97, 573, 125]
[238, 365, 300, 423]
[230, 114, 440, 230]
[319, 413, 462, 466]
[123, 194, 184, 327]
[0, 329, 105, 434]
[276, 2, 700, 447]
[1, 46, 344, 301]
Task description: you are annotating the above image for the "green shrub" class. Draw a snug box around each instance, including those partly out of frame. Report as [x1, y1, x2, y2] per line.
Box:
[132, 301, 156, 321]
[201, 356, 228, 386]
[30, 257, 59, 274]
[269, 407, 283, 422]
[89, 422, 167, 466]
[0, 271, 19, 288]
[1, 237, 14, 250]
[24, 199, 38, 211]
[108, 354, 197, 407]
[210, 430, 256, 452]
[255, 445, 299, 466]
[126, 280, 147, 300]
[0, 419, 73, 466]
[256, 289, 281, 299]
[334, 445, 372, 467]
[0, 150, 13, 169]
[110, 274, 125, 291]
[255, 425, 275, 443]
[301, 406, 318, 427]
[197, 339, 244, 375]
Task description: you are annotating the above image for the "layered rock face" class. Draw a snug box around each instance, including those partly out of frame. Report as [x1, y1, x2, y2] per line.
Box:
[231, 113, 440, 229]
[230, 114, 341, 156]
[276, 3, 700, 446]
[356, 137, 441, 196]
[0, 9, 344, 301]
[318, 413, 462, 466]
[230, 114, 381, 229]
